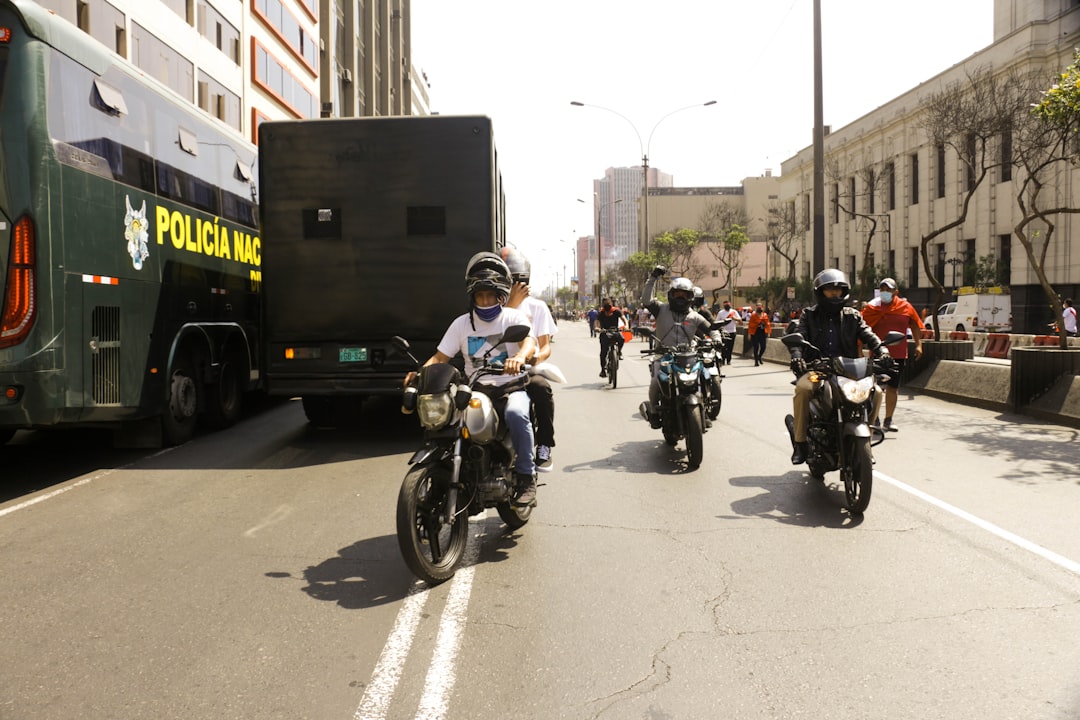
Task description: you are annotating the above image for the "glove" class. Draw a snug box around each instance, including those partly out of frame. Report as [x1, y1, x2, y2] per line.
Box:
[790, 357, 807, 376]
[875, 350, 895, 370]
[650, 265, 666, 278]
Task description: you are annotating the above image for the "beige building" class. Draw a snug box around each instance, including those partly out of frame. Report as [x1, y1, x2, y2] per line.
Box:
[644, 174, 780, 305]
[779, 0, 1080, 332]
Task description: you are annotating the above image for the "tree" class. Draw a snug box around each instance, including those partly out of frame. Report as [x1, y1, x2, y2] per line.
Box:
[651, 227, 703, 280]
[1020, 56, 1080, 346]
[916, 66, 1014, 335]
[826, 157, 891, 300]
[698, 201, 750, 301]
[763, 200, 803, 282]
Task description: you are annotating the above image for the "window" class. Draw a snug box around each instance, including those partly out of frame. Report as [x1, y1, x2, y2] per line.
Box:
[963, 239, 976, 285]
[866, 169, 875, 214]
[935, 243, 946, 283]
[885, 161, 895, 211]
[910, 152, 919, 205]
[909, 248, 920, 289]
[1000, 127, 1012, 182]
[253, 42, 318, 118]
[198, 1, 240, 65]
[832, 182, 839, 223]
[131, 22, 193, 102]
[998, 234, 1011, 282]
[936, 143, 946, 199]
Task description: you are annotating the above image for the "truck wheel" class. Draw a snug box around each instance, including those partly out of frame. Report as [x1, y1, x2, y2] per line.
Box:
[302, 396, 336, 427]
[162, 351, 200, 446]
[202, 352, 244, 429]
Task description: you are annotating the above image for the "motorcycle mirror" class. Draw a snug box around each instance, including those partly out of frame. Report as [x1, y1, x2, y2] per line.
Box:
[882, 331, 907, 346]
[638, 327, 655, 338]
[391, 336, 410, 352]
[501, 324, 531, 344]
[781, 333, 807, 349]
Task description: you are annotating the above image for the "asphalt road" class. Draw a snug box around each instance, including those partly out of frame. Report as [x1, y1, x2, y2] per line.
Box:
[2, 319, 1079, 720]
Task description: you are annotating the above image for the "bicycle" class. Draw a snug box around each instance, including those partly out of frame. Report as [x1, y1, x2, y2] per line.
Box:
[600, 328, 622, 389]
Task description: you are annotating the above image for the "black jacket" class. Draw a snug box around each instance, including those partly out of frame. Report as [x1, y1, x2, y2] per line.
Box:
[788, 304, 883, 360]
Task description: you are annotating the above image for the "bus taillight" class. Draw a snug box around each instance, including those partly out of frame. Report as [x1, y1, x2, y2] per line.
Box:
[0, 216, 36, 349]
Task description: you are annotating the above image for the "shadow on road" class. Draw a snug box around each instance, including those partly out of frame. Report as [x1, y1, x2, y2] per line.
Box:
[722, 472, 865, 528]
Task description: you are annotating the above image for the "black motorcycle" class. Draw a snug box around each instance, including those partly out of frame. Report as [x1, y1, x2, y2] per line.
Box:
[638, 328, 707, 469]
[393, 326, 562, 584]
[782, 331, 904, 513]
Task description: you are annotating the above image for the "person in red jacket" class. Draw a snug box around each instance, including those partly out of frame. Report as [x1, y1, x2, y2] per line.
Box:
[747, 304, 772, 366]
[860, 278, 924, 431]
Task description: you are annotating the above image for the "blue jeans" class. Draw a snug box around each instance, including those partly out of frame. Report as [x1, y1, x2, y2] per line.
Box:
[504, 389, 535, 475]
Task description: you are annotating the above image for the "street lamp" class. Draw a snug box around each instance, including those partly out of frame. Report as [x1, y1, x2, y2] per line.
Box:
[570, 99, 716, 255]
[580, 196, 622, 300]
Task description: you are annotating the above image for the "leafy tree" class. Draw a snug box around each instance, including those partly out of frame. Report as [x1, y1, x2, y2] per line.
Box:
[698, 201, 750, 300]
[825, 157, 892, 300]
[651, 227, 703, 280]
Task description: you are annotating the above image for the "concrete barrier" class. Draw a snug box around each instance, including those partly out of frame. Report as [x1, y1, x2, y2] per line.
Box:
[985, 333, 1010, 358]
[970, 333, 990, 356]
[1008, 334, 1034, 358]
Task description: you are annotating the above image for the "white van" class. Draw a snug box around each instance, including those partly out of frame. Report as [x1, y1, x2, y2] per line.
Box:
[926, 287, 1011, 334]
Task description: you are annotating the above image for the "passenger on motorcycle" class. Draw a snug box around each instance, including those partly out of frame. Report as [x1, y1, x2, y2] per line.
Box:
[405, 252, 539, 506]
[787, 269, 890, 465]
[500, 246, 558, 473]
[691, 286, 721, 342]
[640, 268, 712, 427]
[595, 297, 626, 377]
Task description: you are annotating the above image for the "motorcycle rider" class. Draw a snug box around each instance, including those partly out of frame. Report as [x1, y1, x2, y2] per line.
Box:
[405, 252, 539, 506]
[787, 269, 891, 465]
[500, 246, 558, 472]
[595, 297, 626, 377]
[640, 267, 712, 428]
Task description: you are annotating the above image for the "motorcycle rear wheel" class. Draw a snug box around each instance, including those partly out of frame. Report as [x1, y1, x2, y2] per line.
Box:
[496, 499, 533, 529]
[684, 406, 704, 469]
[396, 462, 468, 585]
[842, 436, 873, 513]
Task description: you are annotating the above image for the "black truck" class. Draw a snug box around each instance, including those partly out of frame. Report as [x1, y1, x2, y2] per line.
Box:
[258, 115, 505, 424]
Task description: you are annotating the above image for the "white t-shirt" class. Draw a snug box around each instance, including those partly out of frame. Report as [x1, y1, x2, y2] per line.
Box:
[437, 307, 532, 387]
[1064, 305, 1078, 334]
[518, 295, 558, 339]
[715, 307, 740, 332]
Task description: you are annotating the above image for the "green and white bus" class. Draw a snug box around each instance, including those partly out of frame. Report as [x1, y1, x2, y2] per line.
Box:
[0, 0, 261, 446]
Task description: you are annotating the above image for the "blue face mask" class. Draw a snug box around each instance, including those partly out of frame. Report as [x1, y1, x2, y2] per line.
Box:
[474, 303, 502, 322]
[880, 291, 894, 304]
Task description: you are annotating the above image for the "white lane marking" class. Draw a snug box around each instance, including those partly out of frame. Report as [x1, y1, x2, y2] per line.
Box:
[414, 525, 483, 719]
[0, 474, 99, 518]
[243, 504, 292, 537]
[354, 580, 431, 720]
[875, 470, 1080, 577]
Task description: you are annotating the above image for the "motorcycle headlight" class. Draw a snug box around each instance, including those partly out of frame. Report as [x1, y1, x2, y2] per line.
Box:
[417, 391, 455, 429]
[837, 376, 875, 404]
[678, 371, 698, 383]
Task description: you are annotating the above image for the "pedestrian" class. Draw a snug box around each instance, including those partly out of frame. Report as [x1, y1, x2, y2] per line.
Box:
[747, 304, 771, 366]
[1063, 298, 1078, 337]
[635, 305, 652, 340]
[586, 305, 599, 338]
[713, 300, 741, 364]
[861, 277, 924, 432]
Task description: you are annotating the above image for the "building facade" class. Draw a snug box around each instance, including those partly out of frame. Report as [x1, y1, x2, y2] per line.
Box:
[37, 0, 421, 149]
[779, 0, 1080, 332]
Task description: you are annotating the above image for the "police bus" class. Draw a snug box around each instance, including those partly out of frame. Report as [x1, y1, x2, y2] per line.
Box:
[0, 0, 261, 446]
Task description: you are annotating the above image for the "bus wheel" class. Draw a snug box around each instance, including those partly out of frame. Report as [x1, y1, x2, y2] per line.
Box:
[203, 353, 244, 429]
[163, 352, 200, 445]
[0, 429, 15, 445]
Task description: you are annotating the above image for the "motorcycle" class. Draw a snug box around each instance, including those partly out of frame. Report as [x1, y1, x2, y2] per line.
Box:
[696, 335, 723, 421]
[637, 327, 707, 469]
[781, 330, 905, 513]
[392, 326, 564, 584]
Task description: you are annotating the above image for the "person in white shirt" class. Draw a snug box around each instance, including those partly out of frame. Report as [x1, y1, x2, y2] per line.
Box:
[713, 300, 741, 365]
[501, 247, 559, 473]
[406, 252, 538, 507]
[1063, 298, 1078, 337]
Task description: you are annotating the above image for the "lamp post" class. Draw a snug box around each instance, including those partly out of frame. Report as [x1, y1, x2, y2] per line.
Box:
[570, 100, 716, 255]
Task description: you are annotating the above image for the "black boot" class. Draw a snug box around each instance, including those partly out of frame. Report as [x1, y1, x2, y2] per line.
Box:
[513, 472, 537, 507]
[791, 442, 808, 465]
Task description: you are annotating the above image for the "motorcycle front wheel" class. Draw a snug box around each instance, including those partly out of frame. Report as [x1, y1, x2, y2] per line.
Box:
[396, 462, 468, 585]
[683, 405, 704, 469]
[707, 378, 722, 420]
[841, 436, 873, 513]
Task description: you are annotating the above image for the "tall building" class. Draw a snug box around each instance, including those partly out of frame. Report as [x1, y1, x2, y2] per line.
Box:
[779, 0, 1080, 332]
[592, 165, 673, 264]
[36, 0, 422, 149]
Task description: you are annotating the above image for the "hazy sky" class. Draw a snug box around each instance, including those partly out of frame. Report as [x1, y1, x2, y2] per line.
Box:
[410, 0, 995, 289]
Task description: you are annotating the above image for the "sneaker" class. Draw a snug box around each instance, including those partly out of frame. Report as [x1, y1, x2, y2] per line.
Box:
[535, 445, 553, 472]
[618, 352, 624, 359]
[884, 417, 898, 432]
[513, 473, 537, 507]
[791, 442, 808, 465]
[599, 369, 607, 378]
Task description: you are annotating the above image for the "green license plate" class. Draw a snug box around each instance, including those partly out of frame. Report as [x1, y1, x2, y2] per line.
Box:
[339, 347, 368, 363]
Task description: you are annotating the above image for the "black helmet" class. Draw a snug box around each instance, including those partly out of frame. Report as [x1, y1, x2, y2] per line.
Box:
[813, 268, 851, 312]
[464, 251, 512, 304]
[499, 246, 531, 284]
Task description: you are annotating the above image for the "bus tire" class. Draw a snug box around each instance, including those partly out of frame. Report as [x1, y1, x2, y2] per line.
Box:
[162, 351, 200, 446]
[0, 429, 15, 445]
[202, 352, 244, 430]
